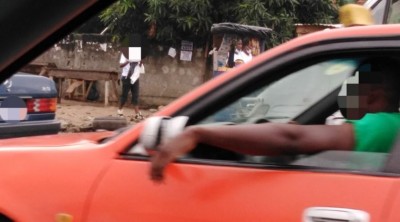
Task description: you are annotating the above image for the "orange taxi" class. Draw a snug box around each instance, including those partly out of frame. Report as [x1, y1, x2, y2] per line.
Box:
[1, 0, 400, 222]
[1, 24, 400, 222]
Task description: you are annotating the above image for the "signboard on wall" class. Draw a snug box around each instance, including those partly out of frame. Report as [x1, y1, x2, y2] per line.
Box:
[180, 40, 193, 61]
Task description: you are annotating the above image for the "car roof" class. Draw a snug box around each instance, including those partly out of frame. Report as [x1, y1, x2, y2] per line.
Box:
[263, 24, 400, 60]
[233, 24, 400, 80]
[0, 0, 115, 83]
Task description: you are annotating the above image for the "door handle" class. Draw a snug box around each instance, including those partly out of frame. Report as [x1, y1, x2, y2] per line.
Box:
[303, 207, 369, 222]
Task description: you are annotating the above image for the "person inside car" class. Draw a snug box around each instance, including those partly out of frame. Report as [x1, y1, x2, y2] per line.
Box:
[148, 57, 400, 182]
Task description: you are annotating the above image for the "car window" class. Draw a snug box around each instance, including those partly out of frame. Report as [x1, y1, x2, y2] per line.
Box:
[128, 52, 399, 175]
[366, 0, 387, 24]
[180, 57, 394, 173]
[198, 59, 358, 125]
[388, 0, 400, 23]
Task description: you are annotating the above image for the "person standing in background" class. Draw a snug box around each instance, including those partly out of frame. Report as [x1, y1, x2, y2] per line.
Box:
[117, 47, 144, 121]
[227, 37, 253, 68]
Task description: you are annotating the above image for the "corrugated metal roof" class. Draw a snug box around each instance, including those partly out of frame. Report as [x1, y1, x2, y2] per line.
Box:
[211, 22, 272, 39]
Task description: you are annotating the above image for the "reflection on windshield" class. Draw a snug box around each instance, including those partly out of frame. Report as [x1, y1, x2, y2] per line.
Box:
[200, 59, 359, 124]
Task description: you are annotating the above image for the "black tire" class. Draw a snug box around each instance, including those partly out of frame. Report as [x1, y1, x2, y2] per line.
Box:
[92, 116, 128, 131]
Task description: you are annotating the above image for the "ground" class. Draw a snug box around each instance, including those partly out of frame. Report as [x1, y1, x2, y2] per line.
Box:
[56, 99, 160, 132]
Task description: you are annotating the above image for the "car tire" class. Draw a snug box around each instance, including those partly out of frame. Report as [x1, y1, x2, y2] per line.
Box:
[92, 116, 128, 131]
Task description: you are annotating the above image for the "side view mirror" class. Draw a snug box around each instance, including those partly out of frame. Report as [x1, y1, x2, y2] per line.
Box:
[139, 116, 189, 150]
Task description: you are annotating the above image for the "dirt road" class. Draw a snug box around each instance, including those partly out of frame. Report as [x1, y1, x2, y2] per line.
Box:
[56, 99, 160, 132]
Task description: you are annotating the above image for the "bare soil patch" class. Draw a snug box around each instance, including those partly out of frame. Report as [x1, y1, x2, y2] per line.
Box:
[56, 99, 159, 132]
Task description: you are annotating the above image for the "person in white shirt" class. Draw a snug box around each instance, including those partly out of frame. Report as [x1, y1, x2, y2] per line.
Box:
[227, 38, 253, 67]
[117, 48, 144, 121]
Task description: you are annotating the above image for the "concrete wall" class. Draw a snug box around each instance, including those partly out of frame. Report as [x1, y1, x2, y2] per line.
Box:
[141, 46, 207, 105]
[31, 34, 208, 106]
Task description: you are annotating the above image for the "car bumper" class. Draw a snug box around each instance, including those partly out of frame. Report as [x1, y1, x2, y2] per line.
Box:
[0, 120, 61, 139]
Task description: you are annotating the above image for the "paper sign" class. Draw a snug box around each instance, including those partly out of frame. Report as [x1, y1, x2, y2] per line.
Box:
[181, 40, 193, 51]
[180, 51, 192, 61]
[129, 47, 141, 62]
[168, 47, 177, 58]
[180, 40, 193, 61]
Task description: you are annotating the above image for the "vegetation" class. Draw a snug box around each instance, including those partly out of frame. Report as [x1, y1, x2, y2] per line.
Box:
[78, 0, 339, 49]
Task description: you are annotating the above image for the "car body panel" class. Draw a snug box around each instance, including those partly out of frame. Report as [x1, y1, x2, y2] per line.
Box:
[86, 161, 398, 221]
[0, 131, 114, 147]
[0, 131, 114, 220]
[0, 145, 114, 221]
[1, 0, 400, 221]
[82, 25, 400, 221]
[386, 185, 400, 221]
[0, 24, 396, 221]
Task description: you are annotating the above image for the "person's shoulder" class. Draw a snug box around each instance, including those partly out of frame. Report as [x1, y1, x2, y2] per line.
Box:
[368, 112, 400, 118]
[361, 112, 400, 124]
[379, 112, 400, 121]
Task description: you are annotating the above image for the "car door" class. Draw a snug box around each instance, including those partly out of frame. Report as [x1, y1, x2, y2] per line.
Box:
[85, 35, 400, 221]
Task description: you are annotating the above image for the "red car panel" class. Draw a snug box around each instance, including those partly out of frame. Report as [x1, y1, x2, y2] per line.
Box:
[2, 3, 400, 220]
[87, 161, 396, 221]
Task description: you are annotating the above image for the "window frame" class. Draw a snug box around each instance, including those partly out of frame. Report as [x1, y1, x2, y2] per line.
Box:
[121, 36, 400, 177]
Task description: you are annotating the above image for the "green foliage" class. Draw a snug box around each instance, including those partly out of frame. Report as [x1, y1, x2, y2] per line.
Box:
[235, 0, 298, 47]
[144, 0, 213, 45]
[95, 0, 339, 48]
[295, 0, 338, 24]
[99, 0, 146, 41]
[339, 0, 357, 6]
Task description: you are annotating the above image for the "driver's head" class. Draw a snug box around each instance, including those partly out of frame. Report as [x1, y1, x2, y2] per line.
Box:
[338, 58, 400, 119]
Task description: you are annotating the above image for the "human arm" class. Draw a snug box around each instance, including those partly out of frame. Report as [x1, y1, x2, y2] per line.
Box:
[150, 123, 354, 181]
[120, 60, 129, 68]
[119, 53, 132, 68]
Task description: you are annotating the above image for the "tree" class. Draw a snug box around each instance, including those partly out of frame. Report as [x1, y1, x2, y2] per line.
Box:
[99, 0, 148, 40]
[235, 0, 338, 46]
[96, 0, 338, 48]
[144, 0, 213, 45]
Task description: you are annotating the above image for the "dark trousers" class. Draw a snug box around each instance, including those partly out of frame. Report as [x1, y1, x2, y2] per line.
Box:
[120, 78, 140, 106]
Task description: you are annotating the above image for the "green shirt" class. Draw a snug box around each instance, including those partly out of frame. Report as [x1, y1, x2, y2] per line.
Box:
[348, 113, 400, 153]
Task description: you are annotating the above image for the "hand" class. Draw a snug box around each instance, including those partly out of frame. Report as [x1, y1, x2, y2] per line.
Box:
[149, 128, 198, 182]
